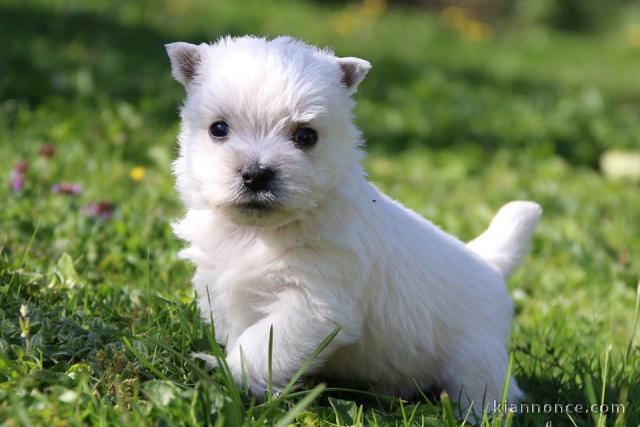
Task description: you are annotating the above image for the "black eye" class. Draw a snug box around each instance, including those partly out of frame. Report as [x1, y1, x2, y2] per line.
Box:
[292, 127, 318, 148]
[209, 121, 229, 139]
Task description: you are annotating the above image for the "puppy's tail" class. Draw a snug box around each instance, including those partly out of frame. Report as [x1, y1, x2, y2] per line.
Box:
[467, 201, 542, 279]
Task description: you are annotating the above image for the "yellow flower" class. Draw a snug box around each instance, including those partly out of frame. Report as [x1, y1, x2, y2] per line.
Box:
[335, 13, 358, 35]
[441, 6, 471, 29]
[626, 25, 640, 47]
[441, 5, 492, 42]
[461, 21, 492, 42]
[130, 166, 145, 182]
[362, 0, 386, 17]
[333, 0, 386, 35]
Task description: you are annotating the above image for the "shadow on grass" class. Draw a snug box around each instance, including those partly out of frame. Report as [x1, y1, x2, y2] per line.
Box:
[0, 4, 218, 121]
[0, 2, 611, 165]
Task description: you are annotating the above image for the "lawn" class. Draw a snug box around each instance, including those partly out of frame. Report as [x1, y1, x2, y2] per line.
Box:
[1, 0, 639, 425]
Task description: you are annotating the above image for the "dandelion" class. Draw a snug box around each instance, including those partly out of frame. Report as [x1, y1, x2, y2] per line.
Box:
[39, 143, 55, 157]
[130, 166, 145, 182]
[52, 182, 83, 195]
[19, 304, 28, 318]
[82, 201, 115, 220]
[19, 304, 30, 352]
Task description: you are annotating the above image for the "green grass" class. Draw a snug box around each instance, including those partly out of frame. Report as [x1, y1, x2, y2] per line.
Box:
[1, 0, 640, 425]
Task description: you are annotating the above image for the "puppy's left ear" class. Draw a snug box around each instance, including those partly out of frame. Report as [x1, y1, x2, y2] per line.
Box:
[165, 42, 202, 88]
[336, 57, 371, 95]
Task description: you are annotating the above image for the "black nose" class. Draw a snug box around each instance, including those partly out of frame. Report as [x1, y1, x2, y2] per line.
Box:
[241, 164, 276, 192]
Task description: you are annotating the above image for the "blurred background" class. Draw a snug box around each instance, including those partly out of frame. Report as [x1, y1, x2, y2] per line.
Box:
[2, 0, 640, 333]
[1, 0, 640, 423]
[3, 0, 640, 165]
[2, 0, 640, 355]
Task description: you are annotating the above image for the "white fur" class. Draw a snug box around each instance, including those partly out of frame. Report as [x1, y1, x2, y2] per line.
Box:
[167, 35, 541, 414]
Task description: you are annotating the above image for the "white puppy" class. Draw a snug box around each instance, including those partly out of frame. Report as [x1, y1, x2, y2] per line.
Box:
[166, 35, 541, 414]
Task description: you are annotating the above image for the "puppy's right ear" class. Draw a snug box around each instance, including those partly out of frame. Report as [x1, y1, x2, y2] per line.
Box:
[336, 57, 371, 95]
[165, 42, 202, 87]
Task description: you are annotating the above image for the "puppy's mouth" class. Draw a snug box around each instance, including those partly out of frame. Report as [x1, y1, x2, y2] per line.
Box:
[235, 200, 277, 213]
[231, 189, 281, 215]
[224, 191, 301, 228]
[224, 185, 297, 227]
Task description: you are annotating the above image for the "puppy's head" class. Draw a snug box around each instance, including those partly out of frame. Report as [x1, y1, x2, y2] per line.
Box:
[167, 36, 370, 227]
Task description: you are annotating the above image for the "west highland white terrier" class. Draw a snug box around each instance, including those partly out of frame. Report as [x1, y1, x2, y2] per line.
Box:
[166, 35, 541, 415]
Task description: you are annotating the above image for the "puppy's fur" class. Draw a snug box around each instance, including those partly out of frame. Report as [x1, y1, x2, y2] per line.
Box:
[167, 36, 541, 414]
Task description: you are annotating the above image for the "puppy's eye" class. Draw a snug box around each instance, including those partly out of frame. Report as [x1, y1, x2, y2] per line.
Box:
[292, 127, 318, 149]
[209, 121, 229, 139]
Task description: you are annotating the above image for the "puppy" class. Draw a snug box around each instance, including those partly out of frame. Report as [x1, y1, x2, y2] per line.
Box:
[166, 35, 541, 415]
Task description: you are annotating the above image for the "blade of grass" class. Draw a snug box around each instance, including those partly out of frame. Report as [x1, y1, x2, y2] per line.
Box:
[278, 326, 341, 399]
[146, 248, 151, 331]
[503, 410, 514, 427]
[584, 374, 599, 426]
[254, 327, 341, 424]
[239, 346, 249, 395]
[10, 219, 39, 294]
[355, 404, 364, 427]
[625, 281, 640, 364]
[598, 345, 612, 427]
[267, 324, 274, 403]
[492, 352, 514, 427]
[614, 386, 628, 427]
[399, 399, 407, 426]
[406, 402, 421, 426]
[122, 336, 168, 381]
[274, 383, 325, 427]
[461, 403, 474, 426]
[204, 284, 242, 404]
[412, 378, 440, 413]
[440, 392, 458, 427]
[282, 386, 401, 403]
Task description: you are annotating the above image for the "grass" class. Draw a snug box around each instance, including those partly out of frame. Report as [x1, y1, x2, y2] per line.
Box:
[1, 0, 640, 425]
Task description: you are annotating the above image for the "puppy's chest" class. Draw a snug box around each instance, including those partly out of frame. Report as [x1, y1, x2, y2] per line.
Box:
[204, 236, 366, 294]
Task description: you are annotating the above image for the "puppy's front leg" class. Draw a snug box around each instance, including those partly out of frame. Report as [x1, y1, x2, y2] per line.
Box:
[224, 288, 353, 397]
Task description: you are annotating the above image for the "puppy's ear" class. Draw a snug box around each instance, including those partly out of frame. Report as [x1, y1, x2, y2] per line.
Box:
[336, 57, 371, 95]
[165, 42, 202, 87]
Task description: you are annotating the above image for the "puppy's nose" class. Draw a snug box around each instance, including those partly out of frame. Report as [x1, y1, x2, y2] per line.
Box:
[241, 164, 276, 192]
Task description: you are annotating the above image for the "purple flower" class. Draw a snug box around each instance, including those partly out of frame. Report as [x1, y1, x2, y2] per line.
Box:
[10, 161, 29, 192]
[82, 201, 115, 220]
[10, 172, 24, 192]
[52, 182, 82, 195]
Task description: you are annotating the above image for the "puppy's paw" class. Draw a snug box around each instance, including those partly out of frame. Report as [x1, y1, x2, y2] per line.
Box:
[191, 352, 219, 369]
